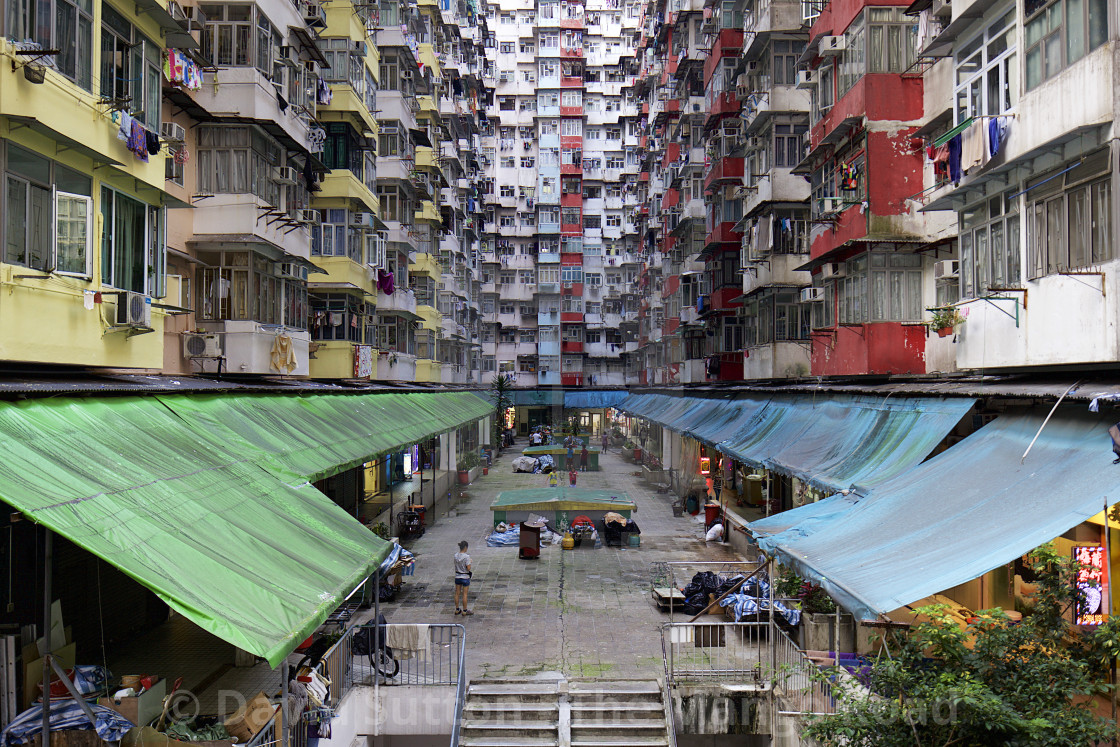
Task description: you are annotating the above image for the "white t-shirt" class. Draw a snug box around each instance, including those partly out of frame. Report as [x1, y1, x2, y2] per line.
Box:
[454, 552, 471, 578]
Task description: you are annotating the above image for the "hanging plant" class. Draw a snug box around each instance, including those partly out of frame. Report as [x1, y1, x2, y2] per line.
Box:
[927, 306, 965, 336]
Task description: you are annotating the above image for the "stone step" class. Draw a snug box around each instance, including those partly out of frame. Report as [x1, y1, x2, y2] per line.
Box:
[571, 721, 667, 729]
[463, 702, 559, 717]
[571, 702, 665, 714]
[570, 738, 669, 747]
[460, 739, 559, 747]
[468, 682, 562, 696]
[461, 722, 560, 738]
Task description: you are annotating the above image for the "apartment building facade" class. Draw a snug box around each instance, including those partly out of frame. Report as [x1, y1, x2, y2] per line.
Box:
[478, 0, 645, 387]
[0, 0, 488, 380]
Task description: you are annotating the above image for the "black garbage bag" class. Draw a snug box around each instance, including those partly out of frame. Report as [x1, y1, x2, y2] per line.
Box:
[717, 574, 745, 595]
[681, 592, 709, 616]
[682, 571, 721, 597]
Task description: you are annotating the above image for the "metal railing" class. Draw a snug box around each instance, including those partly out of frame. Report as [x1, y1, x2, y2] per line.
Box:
[352, 623, 466, 686]
[315, 628, 354, 708]
[661, 621, 769, 685]
[770, 627, 836, 717]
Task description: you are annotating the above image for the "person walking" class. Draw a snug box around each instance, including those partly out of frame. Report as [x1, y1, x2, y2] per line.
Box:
[565, 436, 575, 471]
[601, 431, 609, 452]
[579, 444, 589, 472]
[453, 540, 473, 615]
[569, 469, 578, 487]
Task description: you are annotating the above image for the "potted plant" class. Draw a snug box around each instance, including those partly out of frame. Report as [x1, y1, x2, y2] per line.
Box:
[457, 451, 480, 485]
[796, 582, 855, 652]
[927, 306, 965, 338]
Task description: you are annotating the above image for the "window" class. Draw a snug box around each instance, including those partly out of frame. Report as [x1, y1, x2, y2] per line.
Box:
[101, 2, 160, 126]
[196, 125, 282, 206]
[500, 185, 515, 198]
[311, 209, 364, 261]
[499, 96, 515, 110]
[562, 207, 581, 225]
[771, 38, 805, 85]
[521, 156, 535, 168]
[5, 145, 94, 276]
[561, 90, 582, 107]
[1025, 0, 1107, 89]
[200, 3, 279, 77]
[519, 270, 535, 284]
[539, 206, 559, 224]
[520, 41, 535, 53]
[520, 329, 537, 343]
[585, 127, 601, 140]
[100, 186, 164, 295]
[954, 10, 1017, 123]
[310, 294, 373, 342]
[499, 41, 514, 53]
[501, 156, 516, 168]
[606, 214, 621, 227]
[1025, 151, 1111, 279]
[560, 266, 584, 283]
[583, 214, 601, 229]
[774, 121, 808, 168]
[5, 0, 92, 89]
[540, 31, 558, 48]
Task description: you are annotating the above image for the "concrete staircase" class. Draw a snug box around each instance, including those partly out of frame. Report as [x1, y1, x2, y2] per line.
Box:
[459, 679, 562, 747]
[458, 678, 671, 747]
[569, 680, 670, 747]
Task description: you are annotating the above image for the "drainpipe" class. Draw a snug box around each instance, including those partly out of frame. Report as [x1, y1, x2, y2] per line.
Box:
[41, 529, 51, 747]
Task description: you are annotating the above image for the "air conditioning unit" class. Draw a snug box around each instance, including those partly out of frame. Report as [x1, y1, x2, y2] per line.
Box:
[355, 40, 368, 55]
[182, 332, 222, 358]
[298, 209, 321, 224]
[818, 261, 846, 279]
[115, 291, 152, 327]
[302, 0, 326, 25]
[796, 69, 817, 89]
[184, 5, 207, 30]
[820, 35, 847, 56]
[274, 166, 298, 185]
[278, 45, 299, 67]
[351, 213, 372, 228]
[818, 197, 843, 215]
[800, 287, 825, 303]
[168, 1, 187, 24]
[161, 122, 186, 143]
[934, 259, 960, 279]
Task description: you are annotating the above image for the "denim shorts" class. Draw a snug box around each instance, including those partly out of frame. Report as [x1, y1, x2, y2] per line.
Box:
[455, 578, 470, 586]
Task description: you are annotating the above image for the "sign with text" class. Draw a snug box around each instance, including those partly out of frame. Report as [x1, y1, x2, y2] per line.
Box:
[1073, 545, 1109, 626]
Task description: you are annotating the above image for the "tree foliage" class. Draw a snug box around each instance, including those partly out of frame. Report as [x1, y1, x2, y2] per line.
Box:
[488, 373, 514, 448]
[801, 544, 1117, 746]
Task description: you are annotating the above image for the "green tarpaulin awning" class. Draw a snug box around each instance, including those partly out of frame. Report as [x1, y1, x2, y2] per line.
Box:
[0, 389, 492, 667]
[158, 390, 493, 481]
[491, 488, 635, 513]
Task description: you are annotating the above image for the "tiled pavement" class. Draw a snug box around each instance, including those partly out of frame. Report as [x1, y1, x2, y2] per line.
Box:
[383, 442, 745, 681]
[105, 441, 748, 713]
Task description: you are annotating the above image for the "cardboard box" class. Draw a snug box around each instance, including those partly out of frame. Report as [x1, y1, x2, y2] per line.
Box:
[223, 692, 276, 743]
[98, 677, 166, 727]
[21, 636, 75, 711]
[123, 726, 234, 747]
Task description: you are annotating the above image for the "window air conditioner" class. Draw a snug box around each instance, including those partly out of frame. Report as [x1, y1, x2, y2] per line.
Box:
[819, 35, 847, 56]
[275, 166, 298, 185]
[184, 5, 207, 30]
[934, 259, 960, 279]
[115, 291, 152, 327]
[800, 287, 825, 303]
[796, 69, 817, 89]
[818, 197, 843, 215]
[161, 122, 186, 143]
[279, 45, 299, 67]
[818, 261, 845, 279]
[302, 0, 326, 25]
[182, 333, 222, 358]
[351, 213, 372, 228]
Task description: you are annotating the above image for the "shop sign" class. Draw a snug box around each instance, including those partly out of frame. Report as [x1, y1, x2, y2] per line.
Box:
[1072, 545, 1109, 626]
[354, 344, 375, 379]
[699, 456, 711, 475]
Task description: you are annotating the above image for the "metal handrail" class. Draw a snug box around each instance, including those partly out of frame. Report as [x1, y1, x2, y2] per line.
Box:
[449, 623, 467, 747]
[660, 631, 680, 747]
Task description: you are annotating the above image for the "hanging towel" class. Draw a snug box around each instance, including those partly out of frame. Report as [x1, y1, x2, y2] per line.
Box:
[128, 121, 149, 162]
[989, 115, 1010, 158]
[145, 130, 161, 155]
[117, 111, 132, 142]
[269, 333, 298, 374]
[385, 624, 429, 661]
[960, 120, 986, 174]
[947, 133, 962, 184]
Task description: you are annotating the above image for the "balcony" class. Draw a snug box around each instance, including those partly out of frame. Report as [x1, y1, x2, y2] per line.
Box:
[196, 321, 311, 376]
[562, 340, 584, 353]
[704, 156, 745, 191]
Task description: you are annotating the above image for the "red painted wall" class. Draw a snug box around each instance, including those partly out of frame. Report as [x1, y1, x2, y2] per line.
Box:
[867, 128, 924, 217]
[810, 322, 927, 375]
[810, 0, 912, 44]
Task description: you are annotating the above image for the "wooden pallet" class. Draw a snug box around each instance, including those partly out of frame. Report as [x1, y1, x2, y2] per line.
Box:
[652, 587, 685, 610]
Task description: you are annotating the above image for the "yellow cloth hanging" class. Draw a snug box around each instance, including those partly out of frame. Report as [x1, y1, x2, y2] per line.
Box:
[270, 333, 298, 374]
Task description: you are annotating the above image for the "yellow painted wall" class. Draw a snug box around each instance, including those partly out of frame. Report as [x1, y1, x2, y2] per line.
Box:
[309, 340, 360, 379]
[410, 252, 442, 278]
[1, 21, 172, 369]
[311, 256, 377, 295]
[316, 171, 381, 214]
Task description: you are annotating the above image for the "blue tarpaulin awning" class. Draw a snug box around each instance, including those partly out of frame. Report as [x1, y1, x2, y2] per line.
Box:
[564, 390, 628, 409]
[754, 406, 1120, 620]
[617, 393, 974, 493]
